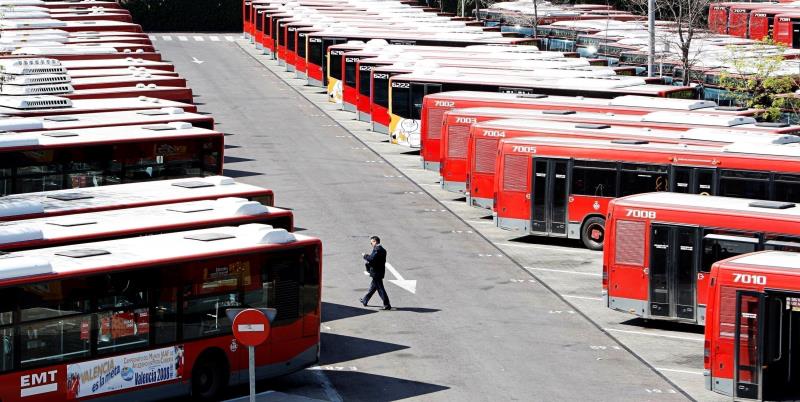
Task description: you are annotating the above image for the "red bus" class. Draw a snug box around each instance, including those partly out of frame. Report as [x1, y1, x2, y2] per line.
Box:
[389, 73, 696, 148]
[347, 44, 573, 117]
[727, 3, 774, 38]
[0, 225, 321, 401]
[0, 96, 197, 116]
[708, 2, 738, 34]
[493, 136, 800, 250]
[420, 91, 756, 172]
[0, 197, 293, 252]
[704, 250, 800, 400]
[369, 61, 622, 135]
[0, 176, 274, 221]
[65, 85, 194, 104]
[774, 12, 800, 47]
[305, 31, 538, 87]
[748, 7, 793, 41]
[0, 122, 223, 196]
[440, 109, 798, 197]
[605, 193, 800, 327]
[0, 107, 213, 132]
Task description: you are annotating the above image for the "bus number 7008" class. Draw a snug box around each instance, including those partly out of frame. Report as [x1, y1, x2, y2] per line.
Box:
[625, 209, 656, 219]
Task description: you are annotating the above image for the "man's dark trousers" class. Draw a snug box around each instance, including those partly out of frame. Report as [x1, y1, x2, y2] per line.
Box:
[364, 277, 390, 307]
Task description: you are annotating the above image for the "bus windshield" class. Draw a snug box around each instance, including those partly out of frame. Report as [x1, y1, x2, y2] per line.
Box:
[373, 73, 392, 108]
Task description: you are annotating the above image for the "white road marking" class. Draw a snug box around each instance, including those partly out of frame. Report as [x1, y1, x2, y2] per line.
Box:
[191, 57, 204, 64]
[162, 35, 172, 41]
[497, 242, 597, 254]
[311, 369, 344, 402]
[386, 262, 416, 293]
[655, 367, 704, 375]
[148, 35, 156, 41]
[524, 266, 601, 277]
[604, 328, 704, 342]
[562, 294, 603, 301]
[210, 35, 220, 41]
[178, 35, 188, 41]
[194, 36, 205, 41]
[225, 36, 236, 41]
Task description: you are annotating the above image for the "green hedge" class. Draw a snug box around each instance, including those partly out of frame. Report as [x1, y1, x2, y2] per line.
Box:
[120, 0, 242, 32]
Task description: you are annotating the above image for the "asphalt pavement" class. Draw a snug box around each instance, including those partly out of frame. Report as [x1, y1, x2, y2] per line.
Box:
[151, 33, 701, 402]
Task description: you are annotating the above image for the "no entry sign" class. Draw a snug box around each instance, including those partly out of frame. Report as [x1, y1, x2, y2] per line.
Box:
[232, 308, 271, 347]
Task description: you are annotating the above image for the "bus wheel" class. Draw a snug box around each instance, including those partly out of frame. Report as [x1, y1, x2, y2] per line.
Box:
[581, 217, 605, 251]
[192, 350, 228, 401]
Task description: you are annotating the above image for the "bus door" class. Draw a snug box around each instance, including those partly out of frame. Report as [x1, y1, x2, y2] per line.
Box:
[671, 166, 715, 195]
[761, 292, 800, 401]
[734, 290, 763, 400]
[649, 225, 699, 320]
[530, 158, 568, 237]
[793, 20, 800, 49]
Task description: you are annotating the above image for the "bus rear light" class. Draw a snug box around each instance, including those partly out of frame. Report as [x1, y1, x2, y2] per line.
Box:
[704, 340, 710, 366]
[602, 267, 608, 289]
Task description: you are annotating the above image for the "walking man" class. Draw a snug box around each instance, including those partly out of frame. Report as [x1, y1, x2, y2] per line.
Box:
[360, 236, 391, 310]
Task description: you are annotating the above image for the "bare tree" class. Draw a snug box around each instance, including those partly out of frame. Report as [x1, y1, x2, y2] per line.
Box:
[629, 0, 710, 84]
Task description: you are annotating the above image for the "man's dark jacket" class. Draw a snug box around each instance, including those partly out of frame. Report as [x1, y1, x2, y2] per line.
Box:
[363, 244, 387, 279]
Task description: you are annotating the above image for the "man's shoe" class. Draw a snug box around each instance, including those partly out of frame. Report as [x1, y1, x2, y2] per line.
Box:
[359, 298, 367, 307]
[382, 306, 392, 311]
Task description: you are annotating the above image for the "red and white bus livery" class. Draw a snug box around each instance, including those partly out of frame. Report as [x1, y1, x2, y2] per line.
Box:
[0, 197, 293, 252]
[0, 225, 321, 401]
[439, 108, 798, 195]
[0, 176, 275, 221]
[704, 250, 800, 400]
[420, 91, 756, 171]
[493, 136, 800, 250]
[605, 193, 800, 326]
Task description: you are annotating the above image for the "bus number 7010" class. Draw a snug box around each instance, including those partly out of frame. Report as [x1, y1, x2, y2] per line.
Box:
[733, 273, 767, 285]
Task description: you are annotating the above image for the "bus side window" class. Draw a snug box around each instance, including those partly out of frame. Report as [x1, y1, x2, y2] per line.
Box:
[764, 235, 800, 252]
[701, 231, 759, 272]
[95, 272, 150, 354]
[18, 279, 92, 368]
[718, 170, 770, 200]
[619, 163, 668, 197]
[0, 300, 12, 372]
[773, 174, 800, 203]
[570, 160, 618, 198]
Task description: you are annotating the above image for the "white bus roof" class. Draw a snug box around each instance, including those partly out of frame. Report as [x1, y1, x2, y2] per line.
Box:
[0, 198, 291, 248]
[59, 58, 174, 71]
[394, 72, 682, 94]
[477, 117, 800, 145]
[0, 225, 317, 282]
[0, 96, 192, 115]
[0, 122, 218, 150]
[0, 107, 210, 132]
[616, 192, 800, 220]
[429, 91, 732, 112]
[723, 251, 800, 271]
[0, 176, 271, 220]
[508, 135, 800, 158]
